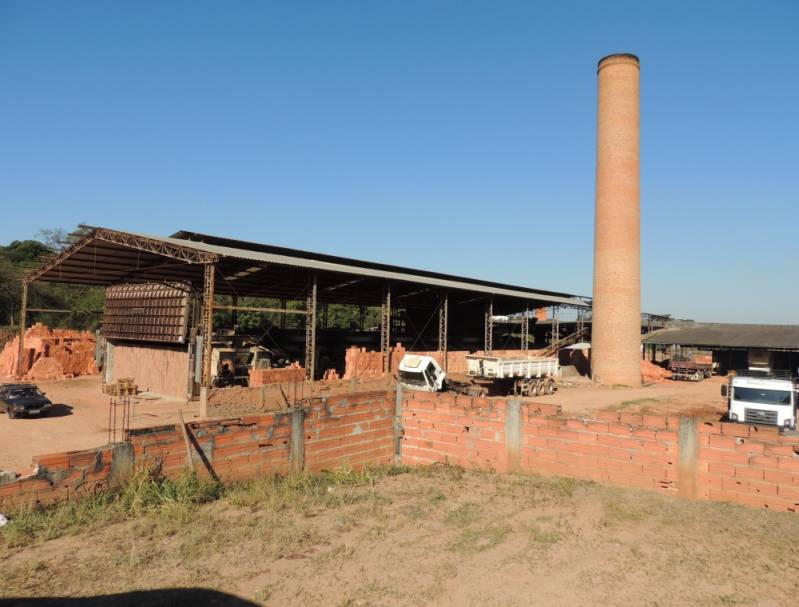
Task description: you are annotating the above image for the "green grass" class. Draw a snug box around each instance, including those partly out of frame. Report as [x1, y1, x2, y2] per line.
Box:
[0, 465, 395, 551]
[1, 469, 222, 550]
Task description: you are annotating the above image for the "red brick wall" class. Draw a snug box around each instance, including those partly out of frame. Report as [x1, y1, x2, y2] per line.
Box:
[249, 365, 305, 387]
[402, 391, 510, 470]
[0, 446, 119, 511]
[0, 389, 397, 511]
[697, 420, 799, 510]
[401, 390, 799, 513]
[304, 391, 396, 472]
[129, 413, 294, 483]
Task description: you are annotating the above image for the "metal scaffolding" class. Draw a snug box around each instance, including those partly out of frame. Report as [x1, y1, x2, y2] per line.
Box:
[380, 285, 391, 375]
[484, 297, 493, 354]
[521, 304, 529, 351]
[550, 306, 560, 346]
[576, 308, 586, 339]
[305, 275, 318, 381]
[200, 263, 216, 388]
[438, 292, 448, 371]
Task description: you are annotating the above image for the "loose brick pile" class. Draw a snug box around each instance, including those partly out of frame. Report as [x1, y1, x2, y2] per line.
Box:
[641, 359, 672, 383]
[0, 323, 98, 380]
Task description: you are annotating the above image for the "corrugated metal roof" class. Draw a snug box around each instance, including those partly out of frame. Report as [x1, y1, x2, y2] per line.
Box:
[123, 230, 589, 308]
[642, 323, 799, 350]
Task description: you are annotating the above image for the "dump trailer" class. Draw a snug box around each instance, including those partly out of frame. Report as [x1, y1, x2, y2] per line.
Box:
[398, 354, 559, 398]
[465, 355, 559, 396]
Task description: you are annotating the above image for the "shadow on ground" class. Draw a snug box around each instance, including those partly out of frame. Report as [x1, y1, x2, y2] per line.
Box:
[44, 404, 74, 418]
[0, 588, 258, 606]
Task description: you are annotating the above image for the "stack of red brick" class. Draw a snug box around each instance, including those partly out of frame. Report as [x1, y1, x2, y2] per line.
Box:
[641, 360, 672, 383]
[0, 323, 98, 380]
[248, 362, 305, 387]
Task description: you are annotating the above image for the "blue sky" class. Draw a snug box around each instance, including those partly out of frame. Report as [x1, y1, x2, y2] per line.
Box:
[1, 1, 797, 323]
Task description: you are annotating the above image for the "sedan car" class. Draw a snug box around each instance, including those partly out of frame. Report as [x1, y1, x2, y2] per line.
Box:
[0, 383, 53, 419]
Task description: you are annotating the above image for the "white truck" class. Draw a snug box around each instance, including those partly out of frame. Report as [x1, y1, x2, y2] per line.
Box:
[398, 354, 559, 397]
[722, 371, 798, 430]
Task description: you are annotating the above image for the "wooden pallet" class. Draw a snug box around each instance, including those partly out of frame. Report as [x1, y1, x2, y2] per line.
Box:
[102, 378, 138, 396]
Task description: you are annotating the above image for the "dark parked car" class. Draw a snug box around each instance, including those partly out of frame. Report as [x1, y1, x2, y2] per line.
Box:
[0, 383, 53, 419]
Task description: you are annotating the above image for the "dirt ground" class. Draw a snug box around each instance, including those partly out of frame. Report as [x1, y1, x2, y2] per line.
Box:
[0, 376, 199, 475]
[549, 375, 728, 418]
[2, 466, 799, 606]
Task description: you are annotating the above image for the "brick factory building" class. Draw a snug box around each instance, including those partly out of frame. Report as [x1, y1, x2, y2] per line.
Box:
[15, 227, 588, 411]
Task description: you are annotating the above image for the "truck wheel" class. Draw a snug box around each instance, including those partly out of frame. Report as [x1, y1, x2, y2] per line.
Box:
[545, 380, 555, 395]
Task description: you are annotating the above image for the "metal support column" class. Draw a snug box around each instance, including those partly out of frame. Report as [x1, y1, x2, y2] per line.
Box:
[484, 297, 493, 354]
[521, 305, 529, 352]
[16, 280, 28, 377]
[358, 304, 366, 330]
[438, 292, 448, 371]
[304, 275, 317, 381]
[550, 306, 560, 346]
[280, 299, 287, 329]
[231, 295, 238, 328]
[322, 303, 329, 329]
[380, 285, 391, 375]
[200, 263, 216, 389]
[576, 308, 586, 339]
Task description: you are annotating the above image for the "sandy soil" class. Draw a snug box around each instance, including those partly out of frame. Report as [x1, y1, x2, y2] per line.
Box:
[0, 376, 199, 475]
[2, 467, 799, 606]
[548, 375, 728, 418]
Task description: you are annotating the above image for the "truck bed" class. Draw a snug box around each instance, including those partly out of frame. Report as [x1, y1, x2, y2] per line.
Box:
[465, 355, 559, 380]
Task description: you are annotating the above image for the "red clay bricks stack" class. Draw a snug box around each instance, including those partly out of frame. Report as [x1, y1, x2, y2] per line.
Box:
[0, 323, 98, 380]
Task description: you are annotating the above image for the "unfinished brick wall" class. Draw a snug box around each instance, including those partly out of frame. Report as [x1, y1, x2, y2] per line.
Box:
[5, 387, 799, 515]
[0, 389, 396, 511]
[0, 444, 131, 511]
[304, 391, 395, 472]
[401, 390, 799, 513]
[206, 378, 391, 417]
[249, 364, 305, 387]
[696, 420, 799, 510]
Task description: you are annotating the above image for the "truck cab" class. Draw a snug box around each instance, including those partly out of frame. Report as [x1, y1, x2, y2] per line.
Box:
[723, 372, 797, 430]
[398, 355, 446, 392]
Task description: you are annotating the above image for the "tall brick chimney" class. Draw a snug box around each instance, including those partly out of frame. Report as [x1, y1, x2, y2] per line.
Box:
[591, 53, 641, 386]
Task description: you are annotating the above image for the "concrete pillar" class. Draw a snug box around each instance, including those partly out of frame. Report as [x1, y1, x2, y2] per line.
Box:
[394, 383, 404, 465]
[290, 405, 305, 474]
[591, 53, 641, 386]
[677, 417, 699, 498]
[504, 399, 523, 473]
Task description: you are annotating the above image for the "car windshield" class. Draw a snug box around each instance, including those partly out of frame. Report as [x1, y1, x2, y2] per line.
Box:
[733, 387, 792, 406]
[399, 370, 427, 387]
[7, 387, 41, 398]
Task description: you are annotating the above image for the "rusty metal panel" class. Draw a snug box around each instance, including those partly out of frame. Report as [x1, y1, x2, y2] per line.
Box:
[103, 282, 191, 343]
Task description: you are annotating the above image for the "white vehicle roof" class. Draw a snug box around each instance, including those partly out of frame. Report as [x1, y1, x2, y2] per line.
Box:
[732, 376, 793, 390]
[398, 355, 439, 372]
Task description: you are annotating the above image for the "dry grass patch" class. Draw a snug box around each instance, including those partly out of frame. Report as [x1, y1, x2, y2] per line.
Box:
[2, 465, 799, 606]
